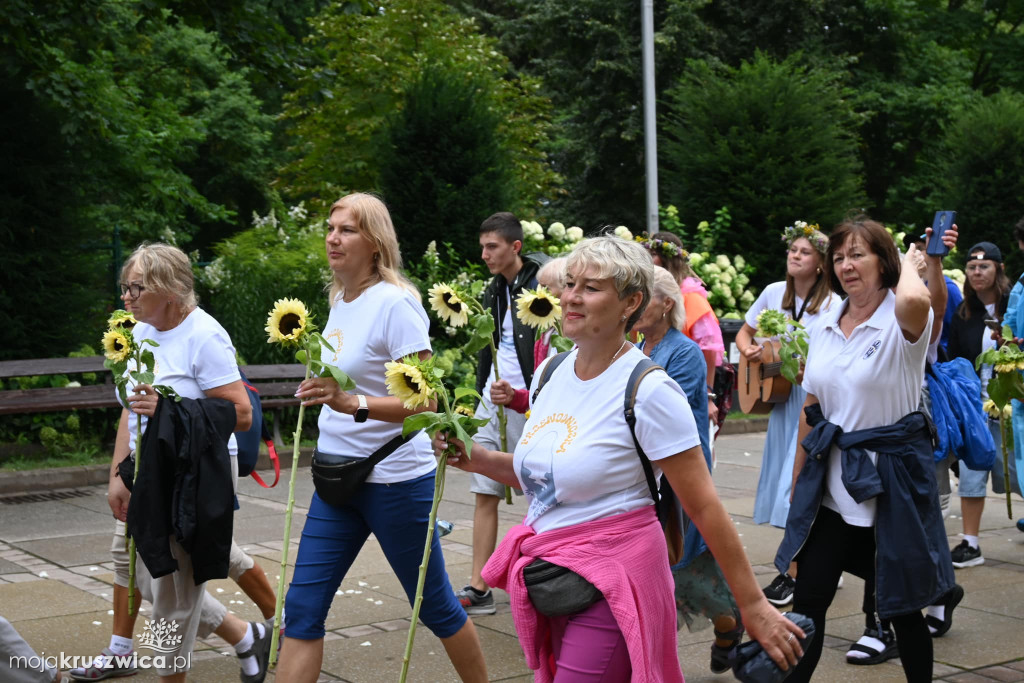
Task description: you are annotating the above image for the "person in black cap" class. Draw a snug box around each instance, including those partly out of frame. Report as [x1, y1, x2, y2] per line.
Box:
[946, 241, 1020, 568]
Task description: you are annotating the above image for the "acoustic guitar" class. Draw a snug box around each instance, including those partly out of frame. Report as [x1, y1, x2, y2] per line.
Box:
[737, 339, 792, 414]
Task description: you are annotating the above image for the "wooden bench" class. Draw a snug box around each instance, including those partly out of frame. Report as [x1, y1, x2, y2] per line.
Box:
[0, 357, 306, 446]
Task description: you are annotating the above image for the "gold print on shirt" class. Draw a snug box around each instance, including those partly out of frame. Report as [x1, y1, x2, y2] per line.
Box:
[519, 412, 578, 454]
[325, 329, 344, 362]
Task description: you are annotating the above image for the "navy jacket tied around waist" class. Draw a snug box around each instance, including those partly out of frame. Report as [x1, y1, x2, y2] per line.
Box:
[775, 404, 954, 618]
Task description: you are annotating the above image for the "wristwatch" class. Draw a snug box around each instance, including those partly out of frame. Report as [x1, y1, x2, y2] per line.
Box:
[354, 394, 369, 423]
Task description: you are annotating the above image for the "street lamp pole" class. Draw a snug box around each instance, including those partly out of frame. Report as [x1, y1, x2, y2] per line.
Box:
[641, 0, 658, 234]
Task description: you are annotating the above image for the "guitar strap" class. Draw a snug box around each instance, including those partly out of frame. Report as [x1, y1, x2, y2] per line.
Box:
[791, 295, 811, 323]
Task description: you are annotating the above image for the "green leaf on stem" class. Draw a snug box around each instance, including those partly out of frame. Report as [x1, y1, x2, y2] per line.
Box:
[153, 384, 183, 402]
[463, 332, 490, 354]
[454, 387, 482, 402]
[295, 349, 308, 364]
[133, 371, 155, 385]
[140, 349, 156, 373]
[403, 411, 443, 437]
[312, 360, 356, 392]
[473, 313, 495, 337]
[451, 417, 476, 460]
[550, 334, 574, 352]
[139, 338, 159, 347]
[313, 331, 336, 354]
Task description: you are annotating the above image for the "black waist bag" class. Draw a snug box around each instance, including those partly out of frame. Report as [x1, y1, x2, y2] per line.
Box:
[311, 431, 420, 507]
[522, 558, 602, 618]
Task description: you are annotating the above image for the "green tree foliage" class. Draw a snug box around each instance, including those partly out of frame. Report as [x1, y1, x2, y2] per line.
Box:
[279, 0, 560, 216]
[927, 92, 1024, 277]
[199, 201, 330, 365]
[660, 53, 863, 285]
[452, 0, 711, 229]
[0, 0, 276, 358]
[377, 65, 514, 261]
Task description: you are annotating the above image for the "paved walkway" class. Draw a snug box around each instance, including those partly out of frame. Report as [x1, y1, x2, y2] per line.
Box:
[1, 432, 1022, 681]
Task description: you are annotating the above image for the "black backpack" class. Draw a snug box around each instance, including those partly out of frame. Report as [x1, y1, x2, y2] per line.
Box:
[532, 352, 686, 565]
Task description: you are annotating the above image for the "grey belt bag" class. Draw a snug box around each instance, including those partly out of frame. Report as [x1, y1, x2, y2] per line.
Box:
[522, 558, 602, 618]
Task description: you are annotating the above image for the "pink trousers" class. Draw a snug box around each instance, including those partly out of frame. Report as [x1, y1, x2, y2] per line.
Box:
[550, 599, 632, 682]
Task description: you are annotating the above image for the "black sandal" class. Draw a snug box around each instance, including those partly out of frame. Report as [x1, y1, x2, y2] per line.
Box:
[710, 622, 744, 673]
[927, 584, 964, 638]
[846, 624, 899, 665]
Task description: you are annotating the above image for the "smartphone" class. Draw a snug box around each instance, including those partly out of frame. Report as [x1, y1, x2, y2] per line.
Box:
[926, 211, 956, 256]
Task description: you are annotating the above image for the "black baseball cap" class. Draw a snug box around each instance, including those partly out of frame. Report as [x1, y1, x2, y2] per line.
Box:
[967, 241, 1002, 263]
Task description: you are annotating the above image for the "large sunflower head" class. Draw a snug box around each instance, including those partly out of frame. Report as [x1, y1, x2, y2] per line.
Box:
[428, 283, 470, 327]
[384, 360, 433, 410]
[266, 298, 310, 345]
[102, 329, 134, 363]
[107, 310, 137, 331]
[516, 286, 562, 330]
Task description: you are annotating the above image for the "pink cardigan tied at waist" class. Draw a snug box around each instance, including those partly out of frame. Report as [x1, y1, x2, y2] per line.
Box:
[481, 506, 683, 683]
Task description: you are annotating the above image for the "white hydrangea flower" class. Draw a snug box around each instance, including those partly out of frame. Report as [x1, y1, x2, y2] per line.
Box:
[287, 203, 308, 222]
[566, 226, 584, 242]
[703, 263, 721, 275]
[689, 252, 705, 267]
[715, 254, 730, 269]
[740, 290, 755, 306]
[547, 222, 566, 240]
[158, 227, 178, 246]
[614, 226, 633, 240]
[719, 272, 733, 285]
[734, 255, 746, 270]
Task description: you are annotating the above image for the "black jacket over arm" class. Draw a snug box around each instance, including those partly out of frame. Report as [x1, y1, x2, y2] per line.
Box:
[127, 395, 237, 585]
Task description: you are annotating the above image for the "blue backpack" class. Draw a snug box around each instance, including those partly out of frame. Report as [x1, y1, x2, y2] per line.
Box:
[236, 368, 280, 488]
[926, 358, 996, 471]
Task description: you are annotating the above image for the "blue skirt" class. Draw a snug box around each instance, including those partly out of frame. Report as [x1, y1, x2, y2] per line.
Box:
[753, 384, 807, 528]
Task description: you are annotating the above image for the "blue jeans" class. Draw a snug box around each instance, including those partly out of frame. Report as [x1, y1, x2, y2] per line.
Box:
[284, 472, 466, 640]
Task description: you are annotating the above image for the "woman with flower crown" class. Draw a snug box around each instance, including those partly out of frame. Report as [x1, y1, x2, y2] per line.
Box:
[274, 193, 487, 682]
[734, 222, 840, 606]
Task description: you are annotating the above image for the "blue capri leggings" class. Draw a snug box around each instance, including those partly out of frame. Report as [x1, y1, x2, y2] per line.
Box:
[284, 472, 467, 640]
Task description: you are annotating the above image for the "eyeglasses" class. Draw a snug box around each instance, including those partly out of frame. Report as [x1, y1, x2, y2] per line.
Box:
[119, 283, 146, 298]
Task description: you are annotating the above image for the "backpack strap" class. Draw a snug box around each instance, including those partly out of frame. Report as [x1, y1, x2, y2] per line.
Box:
[249, 432, 280, 488]
[623, 358, 664, 518]
[531, 351, 571, 404]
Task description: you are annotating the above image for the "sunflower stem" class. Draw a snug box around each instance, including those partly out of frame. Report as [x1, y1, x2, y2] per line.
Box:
[269, 362, 311, 669]
[487, 339, 512, 504]
[127, 416, 142, 615]
[399, 436, 448, 683]
[1003, 416, 1014, 519]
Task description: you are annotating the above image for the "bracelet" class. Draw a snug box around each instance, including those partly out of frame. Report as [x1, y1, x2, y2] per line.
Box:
[707, 390, 717, 400]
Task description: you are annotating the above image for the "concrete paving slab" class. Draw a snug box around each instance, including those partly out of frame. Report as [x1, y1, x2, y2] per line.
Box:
[0, 499, 113, 542]
[316, 619, 531, 682]
[0, 556, 24, 574]
[1, 579, 109, 621]
[12, 532, 115, 567]
[959, 579, 1024, 619]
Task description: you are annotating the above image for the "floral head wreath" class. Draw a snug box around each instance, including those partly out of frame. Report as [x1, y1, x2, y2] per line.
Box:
[781, 221, 829, 255]
[635, 233, 689, 261]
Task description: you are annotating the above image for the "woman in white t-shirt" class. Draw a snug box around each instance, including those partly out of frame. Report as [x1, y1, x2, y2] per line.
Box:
[104, 243, 263, 682]
[777, 217, 956, 683]
[274, 194, 486, 683]
[734, 224, 840, 602]
[436, 236, 803, 682]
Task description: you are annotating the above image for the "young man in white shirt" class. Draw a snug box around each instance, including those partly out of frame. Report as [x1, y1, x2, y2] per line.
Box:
[457, 212, 544, 615]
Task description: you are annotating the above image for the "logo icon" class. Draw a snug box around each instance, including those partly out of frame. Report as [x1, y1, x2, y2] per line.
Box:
[137, 618, 183, 653]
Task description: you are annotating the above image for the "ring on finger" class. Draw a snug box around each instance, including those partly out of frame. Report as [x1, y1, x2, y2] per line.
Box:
[786, 633, 795, 643]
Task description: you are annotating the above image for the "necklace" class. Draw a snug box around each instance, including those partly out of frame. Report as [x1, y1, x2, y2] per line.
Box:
[576, 339, 630, 377]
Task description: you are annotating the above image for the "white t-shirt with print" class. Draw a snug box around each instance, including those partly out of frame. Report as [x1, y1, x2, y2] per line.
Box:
[124, 308, 241, 455]
[744, 281, 841, 335]
[515, 346, 702, 534]
[316, 282, 436, 484]
[802, 290, 933, 526]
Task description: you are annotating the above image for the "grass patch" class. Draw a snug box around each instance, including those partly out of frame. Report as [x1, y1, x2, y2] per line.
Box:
[725, 410, 769, 420]
[1, 446, 109, 471]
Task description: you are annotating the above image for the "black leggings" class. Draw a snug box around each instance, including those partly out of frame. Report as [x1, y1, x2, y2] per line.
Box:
[788, 507, 933, 683]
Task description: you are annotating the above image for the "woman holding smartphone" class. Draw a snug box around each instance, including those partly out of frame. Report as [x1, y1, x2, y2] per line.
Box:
[946, 241, 1019, 569]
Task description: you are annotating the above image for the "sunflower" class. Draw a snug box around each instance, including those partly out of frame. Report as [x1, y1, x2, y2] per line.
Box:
[516, 287, 562, 330]
[384, 361, 433, 410]
[428, 283, 469, 327]
[454, 404, 475, 418]
[266, 298, 310, 345]
[107, 310, 137, 330]
[102, 329, 134, 363]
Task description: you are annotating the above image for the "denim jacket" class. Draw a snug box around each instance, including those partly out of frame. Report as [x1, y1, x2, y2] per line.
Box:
[775, 404, 954, 618]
